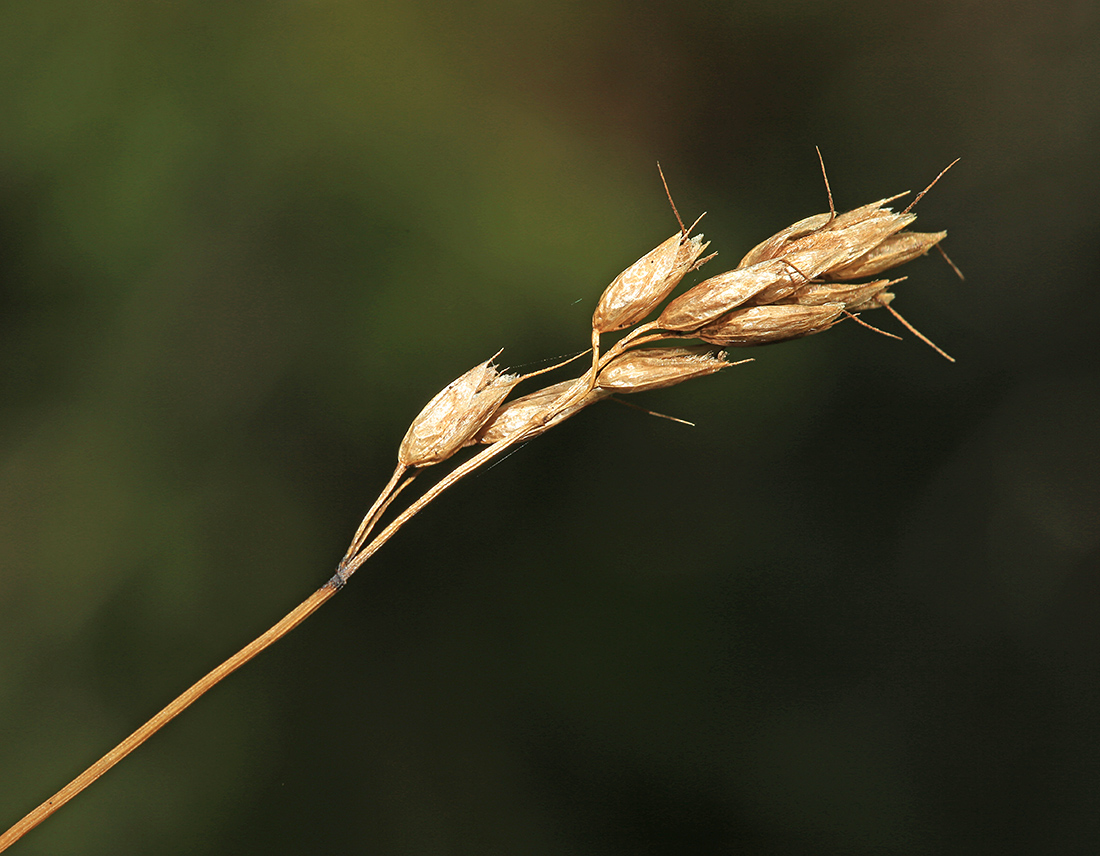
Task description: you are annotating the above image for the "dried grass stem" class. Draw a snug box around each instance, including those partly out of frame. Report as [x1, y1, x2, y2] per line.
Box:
[0, 158, 957, 851]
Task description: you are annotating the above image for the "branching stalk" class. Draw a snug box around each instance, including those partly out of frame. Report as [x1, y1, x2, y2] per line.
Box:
[0, 160, 958, 851]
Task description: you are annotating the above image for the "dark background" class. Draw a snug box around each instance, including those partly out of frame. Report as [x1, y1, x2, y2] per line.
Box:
[2, 2, 1097, 854]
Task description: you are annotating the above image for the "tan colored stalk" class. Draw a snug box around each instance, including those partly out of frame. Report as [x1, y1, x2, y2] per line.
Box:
[0, 157, 959, 851]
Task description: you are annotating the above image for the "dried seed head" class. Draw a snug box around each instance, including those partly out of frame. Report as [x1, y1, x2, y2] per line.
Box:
[475, 378, 609, 444]
[784, 277, 902, 309]
[696, 302, 846, 346]
[767, 210, 917, 282]
[398, 355, 520, 466]
[597, 346, 731, 393]
[738, 213, 832, 268]
[829, 230, 946, 280]
[593, 231, 710, 333]
[738, 194, 922, 283]
[735, 196, 907, 270]
[656, 259, 798, 331]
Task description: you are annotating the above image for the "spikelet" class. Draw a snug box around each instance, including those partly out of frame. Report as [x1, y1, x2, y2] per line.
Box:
[752, 208, 915, 283]
[829, 231, 946, 280]
[739, 193, 916, 277]
[593, 231, 711, 334]
[656, 259, 798, 332]
[474, 378, 609, 444]
[696, 303, 846, 346]
[738, 213, 833, 268]
[736, 194, 912, 270]
[398, 355, 520, 466]
[658, 197, 931, 333]
[782, 277, 901, 308]
[597, 346, 731, 393]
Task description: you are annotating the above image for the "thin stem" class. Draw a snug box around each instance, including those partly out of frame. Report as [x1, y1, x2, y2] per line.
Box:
[596, 322, 660, 371]
[0, 586, 336, 852]
[342, 464, 416, 562]
[0, 368, 589, 853]
[345, 442, 521, 577]
[341, 377, 595, 581]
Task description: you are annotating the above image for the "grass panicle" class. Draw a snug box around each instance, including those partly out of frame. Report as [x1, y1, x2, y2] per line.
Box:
[0, 157, 959, 851]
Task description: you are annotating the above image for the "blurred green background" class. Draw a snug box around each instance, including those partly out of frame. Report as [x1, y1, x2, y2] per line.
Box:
[2, 1, 1097, 853]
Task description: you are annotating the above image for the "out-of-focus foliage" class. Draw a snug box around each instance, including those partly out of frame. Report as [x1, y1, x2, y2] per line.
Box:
[2, 2, 1097, 854]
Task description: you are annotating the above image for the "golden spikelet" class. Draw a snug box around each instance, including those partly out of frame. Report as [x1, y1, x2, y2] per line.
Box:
[398, 355, 520, 466]
[593, 231, 711, 334]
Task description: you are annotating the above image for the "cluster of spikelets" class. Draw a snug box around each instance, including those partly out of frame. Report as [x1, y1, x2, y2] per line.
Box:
[395, 170, 954, 471]
[0, 164, 959, 852]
